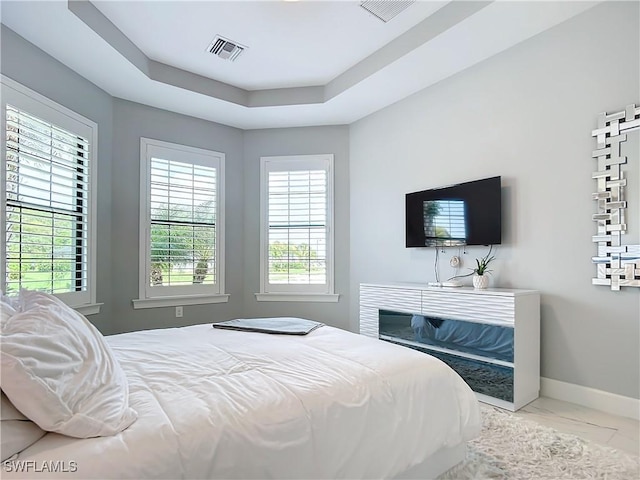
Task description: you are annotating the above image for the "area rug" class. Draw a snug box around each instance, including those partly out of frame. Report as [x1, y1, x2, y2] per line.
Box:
[439, 405, 639, 479]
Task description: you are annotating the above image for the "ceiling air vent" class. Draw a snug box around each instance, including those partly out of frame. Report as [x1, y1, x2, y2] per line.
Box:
[360, 1, 415, 23]
[207, 35, 246, 62]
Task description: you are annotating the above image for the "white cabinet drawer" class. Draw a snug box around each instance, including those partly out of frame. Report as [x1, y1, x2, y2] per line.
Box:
[421, 291, 515, 326]
[360, 286, 421, 314]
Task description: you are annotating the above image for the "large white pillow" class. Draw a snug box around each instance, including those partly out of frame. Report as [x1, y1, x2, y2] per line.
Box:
[1, 391, 46, 461]
[0, 290, 137, 438]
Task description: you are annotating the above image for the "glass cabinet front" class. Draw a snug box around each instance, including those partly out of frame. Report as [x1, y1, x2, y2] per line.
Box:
[379, 310, 515, 402]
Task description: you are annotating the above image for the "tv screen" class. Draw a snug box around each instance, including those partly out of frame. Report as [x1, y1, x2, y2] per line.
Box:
[405, 176, 502, 247]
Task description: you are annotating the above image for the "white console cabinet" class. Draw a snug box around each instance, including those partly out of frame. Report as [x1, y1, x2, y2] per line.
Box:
[360, 283, 540, 411]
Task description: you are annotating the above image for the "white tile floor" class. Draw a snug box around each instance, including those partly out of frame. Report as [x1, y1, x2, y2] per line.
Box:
[497, 396, 640, 456]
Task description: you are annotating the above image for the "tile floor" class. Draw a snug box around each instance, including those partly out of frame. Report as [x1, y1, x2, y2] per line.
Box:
[494, 396, 640, 456]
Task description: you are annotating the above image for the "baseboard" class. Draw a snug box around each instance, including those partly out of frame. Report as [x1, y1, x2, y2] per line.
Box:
[541, 377, 640, 421]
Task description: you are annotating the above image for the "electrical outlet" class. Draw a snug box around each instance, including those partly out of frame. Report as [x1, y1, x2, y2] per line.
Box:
[175, 306, 183, 318]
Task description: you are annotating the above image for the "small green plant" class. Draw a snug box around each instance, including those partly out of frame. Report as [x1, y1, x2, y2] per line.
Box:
[473, 245, 495, 276]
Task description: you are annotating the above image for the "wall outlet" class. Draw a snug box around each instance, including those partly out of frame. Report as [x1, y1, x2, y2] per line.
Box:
[175, 306, 183, 318]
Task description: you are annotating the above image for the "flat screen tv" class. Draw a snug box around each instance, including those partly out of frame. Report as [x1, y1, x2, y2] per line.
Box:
[405, 176, 502, 247]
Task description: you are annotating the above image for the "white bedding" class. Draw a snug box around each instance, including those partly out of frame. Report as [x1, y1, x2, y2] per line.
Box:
[5, 322, 480, 479]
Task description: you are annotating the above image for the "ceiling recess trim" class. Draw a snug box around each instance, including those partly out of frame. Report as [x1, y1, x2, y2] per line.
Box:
[360, 0, 415, 23]
[67, 0, 490, 108]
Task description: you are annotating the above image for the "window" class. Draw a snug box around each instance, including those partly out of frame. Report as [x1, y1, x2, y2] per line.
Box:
[257, 154, 338, 302]
[1, 76, 99, 313]
[134, 138, 227, 308]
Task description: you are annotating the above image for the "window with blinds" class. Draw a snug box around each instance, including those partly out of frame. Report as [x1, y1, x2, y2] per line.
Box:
[138, 138, 225, 304]
[149, 158, 217, 287]
[268, 169, 327, 285]
[260, 154, 334, 297]
[4, 105, 90, 297]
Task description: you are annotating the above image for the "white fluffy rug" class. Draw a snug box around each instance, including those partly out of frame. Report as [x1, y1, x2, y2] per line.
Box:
[439, 405, 639, 479]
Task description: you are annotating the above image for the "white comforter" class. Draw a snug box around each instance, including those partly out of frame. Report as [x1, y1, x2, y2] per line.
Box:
[7, 322, 480, 479]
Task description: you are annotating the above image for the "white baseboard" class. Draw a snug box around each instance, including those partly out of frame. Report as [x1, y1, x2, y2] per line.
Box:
[541, 377, 640, 421]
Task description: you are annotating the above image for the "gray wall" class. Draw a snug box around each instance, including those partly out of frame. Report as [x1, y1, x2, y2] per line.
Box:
[0, 26, 115, 334]
[349, 1, 640, 399]
[243, 127, 351, 329]
[110, 99, 245, 333]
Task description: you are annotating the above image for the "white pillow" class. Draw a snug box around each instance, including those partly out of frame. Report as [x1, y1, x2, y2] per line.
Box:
[1, 392, 46, 461]
[0, 290, 137, 438]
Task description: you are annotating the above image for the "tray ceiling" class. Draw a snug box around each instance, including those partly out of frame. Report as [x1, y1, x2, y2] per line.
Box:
[0, 1, 599, 129]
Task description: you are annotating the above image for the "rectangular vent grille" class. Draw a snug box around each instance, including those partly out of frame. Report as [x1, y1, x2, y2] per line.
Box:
[360, 1, 415, 23]
[207, 35, 246, 62]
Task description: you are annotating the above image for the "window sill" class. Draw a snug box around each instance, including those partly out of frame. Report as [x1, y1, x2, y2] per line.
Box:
[132, 294, 230, 309]
[255, 293, 340, 303]
[74, 303, 103, 316]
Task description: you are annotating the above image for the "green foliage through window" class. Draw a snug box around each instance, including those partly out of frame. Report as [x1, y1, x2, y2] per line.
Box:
[4, 104, 89, 295]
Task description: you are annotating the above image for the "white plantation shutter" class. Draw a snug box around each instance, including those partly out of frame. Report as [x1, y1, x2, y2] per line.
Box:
[138, 138, 225, 304]
[4, 104, 92, 302]
[1, 77, 97, 310]
[260, 154, 334, 297]
[149, 158, 217, 286]
[268, 169, 327, 284]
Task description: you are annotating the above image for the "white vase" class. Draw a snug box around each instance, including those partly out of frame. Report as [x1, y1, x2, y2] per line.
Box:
[473, 274, 489, 289]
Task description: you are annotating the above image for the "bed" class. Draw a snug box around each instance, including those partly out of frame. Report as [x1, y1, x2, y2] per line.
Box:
[1, 292, 480, 479]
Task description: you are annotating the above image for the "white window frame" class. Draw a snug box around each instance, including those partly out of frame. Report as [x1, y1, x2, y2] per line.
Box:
[256, 154, 338, 303]
[0, 75, 100, 315]
[133, 138, 228, 309]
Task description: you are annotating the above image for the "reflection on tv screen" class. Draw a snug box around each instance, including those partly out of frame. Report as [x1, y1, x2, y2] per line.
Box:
[422, 199, 467, 247]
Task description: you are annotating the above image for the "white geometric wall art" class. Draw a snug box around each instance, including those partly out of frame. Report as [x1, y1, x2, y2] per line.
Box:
[591, 103, 640, 290]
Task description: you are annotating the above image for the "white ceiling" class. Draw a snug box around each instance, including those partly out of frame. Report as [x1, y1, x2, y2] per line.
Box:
[0, 1, 599, 130]
[93, 0, 447, 91]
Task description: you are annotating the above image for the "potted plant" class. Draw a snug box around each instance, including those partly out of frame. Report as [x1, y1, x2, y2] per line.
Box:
[472, 246, 495, 289]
